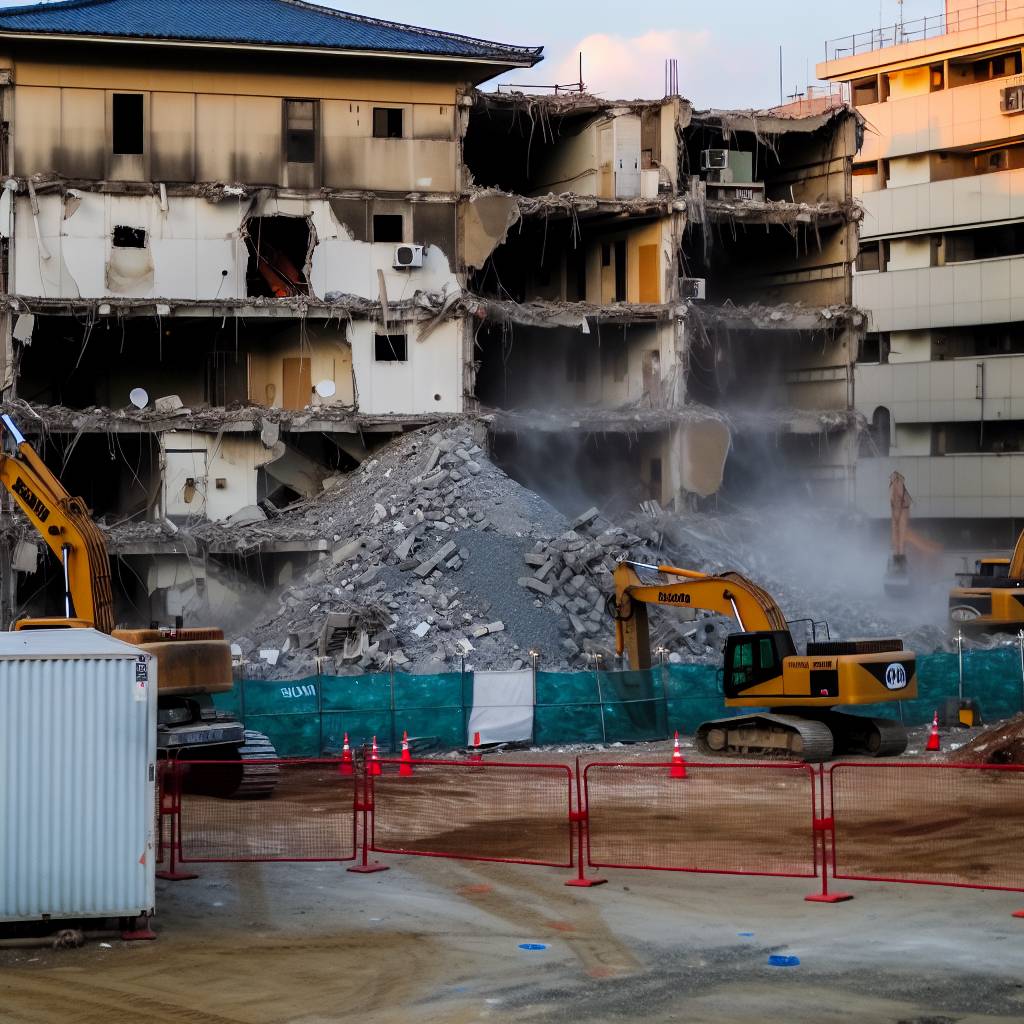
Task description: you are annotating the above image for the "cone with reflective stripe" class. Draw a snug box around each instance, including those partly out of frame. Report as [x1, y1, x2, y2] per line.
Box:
[470, 730, 483, 764]
[370, 735, 382, 776]
[671, 731, 687, 779]
[339, 732, 354, 776]
[926, 711, 941, 752]
[400, 730, 413, 777]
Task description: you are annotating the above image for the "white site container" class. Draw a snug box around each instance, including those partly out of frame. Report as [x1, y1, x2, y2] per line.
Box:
[0, 629, 156, 923]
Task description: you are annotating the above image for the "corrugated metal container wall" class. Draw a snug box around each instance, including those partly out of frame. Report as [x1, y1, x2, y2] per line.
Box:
[0, 630, 156, 922]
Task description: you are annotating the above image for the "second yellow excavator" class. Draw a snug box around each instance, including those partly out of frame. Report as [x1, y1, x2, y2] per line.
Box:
[0, 413, 277, 795]
[948, 527, 1024, 633]
[613, 560, 917, 761]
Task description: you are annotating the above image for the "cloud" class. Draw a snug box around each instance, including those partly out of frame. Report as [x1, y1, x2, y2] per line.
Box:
[550, 30, 713, 101]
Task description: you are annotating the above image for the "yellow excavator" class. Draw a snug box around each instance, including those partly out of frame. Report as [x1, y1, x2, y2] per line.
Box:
[0, 413, 277, 795]
[949, 528, 1024, 633]
[613, 560, 916, 761]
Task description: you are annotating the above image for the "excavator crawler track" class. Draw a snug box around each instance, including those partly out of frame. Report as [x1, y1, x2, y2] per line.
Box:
[695, 714, 835, 762]
[232, 731, 281, 799]
[828, 712, 908, 758]
[695, 711, 908, 762]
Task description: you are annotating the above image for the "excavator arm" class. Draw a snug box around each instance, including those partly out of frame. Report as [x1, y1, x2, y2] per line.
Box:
[1009, 527, 1024, 579]
[0, 415, 115, 633]
[613, 560, 789, 670]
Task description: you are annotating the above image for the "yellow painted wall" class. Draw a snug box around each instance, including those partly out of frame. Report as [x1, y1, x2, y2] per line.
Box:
[247, 324, 354, 410]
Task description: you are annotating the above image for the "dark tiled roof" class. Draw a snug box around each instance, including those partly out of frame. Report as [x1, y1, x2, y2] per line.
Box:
[0, 0, 542, 63]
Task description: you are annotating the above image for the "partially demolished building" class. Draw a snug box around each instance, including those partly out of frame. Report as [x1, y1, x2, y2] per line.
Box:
[0, 0, 866, 628]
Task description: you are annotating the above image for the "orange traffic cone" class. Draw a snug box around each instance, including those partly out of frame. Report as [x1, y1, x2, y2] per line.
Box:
[926, 711, 941, 752]
[671, 731, 687, 779]
[369, 735, 382, 776]
[470, 731, 483, 764]
[400, 730, 413, 777]
[339, 733, 354, 776]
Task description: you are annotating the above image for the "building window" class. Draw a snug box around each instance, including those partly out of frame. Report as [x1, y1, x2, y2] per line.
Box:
[856, 241, 887, 273]
[373, 108, 404, 139]
[852, 76, 879, 106]
[285, 100, 317, 164]
[375, 333, 408, 362]
[372, 214, 404, 243]
[859, 332, 889, 364]
[112, 94, 144, 155]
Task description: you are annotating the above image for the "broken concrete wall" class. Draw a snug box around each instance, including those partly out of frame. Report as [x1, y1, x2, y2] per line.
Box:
[13, 192, 462, 304]
[528, 101, 680, 199]
[349, 318, 464, 415]
[160, 431, 278, 522]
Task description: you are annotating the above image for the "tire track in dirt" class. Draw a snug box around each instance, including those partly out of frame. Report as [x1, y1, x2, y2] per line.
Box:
[412, 858, 644, 980]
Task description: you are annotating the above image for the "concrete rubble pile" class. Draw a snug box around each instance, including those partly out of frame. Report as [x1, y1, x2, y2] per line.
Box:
[232, 421, 662, 679]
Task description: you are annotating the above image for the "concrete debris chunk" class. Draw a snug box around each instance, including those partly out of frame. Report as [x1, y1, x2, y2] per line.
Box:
[412, 621, 431, 638]
[523, 552, 547, 568]
[518, 577, 553, 597]
[534, 560, 556, 582]
[154, 394, 184, 414]
[414, 540, 457, 578]
[571, 507, 601, 531]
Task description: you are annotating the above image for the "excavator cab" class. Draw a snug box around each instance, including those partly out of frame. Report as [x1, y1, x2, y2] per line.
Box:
[722, 631, 796, 699]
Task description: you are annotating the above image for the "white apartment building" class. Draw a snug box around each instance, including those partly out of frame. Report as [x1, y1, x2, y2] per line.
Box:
[821, 0, 1024, 550]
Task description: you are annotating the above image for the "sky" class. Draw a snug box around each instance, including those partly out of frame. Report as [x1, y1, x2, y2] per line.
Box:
[0, 0, 946, 107]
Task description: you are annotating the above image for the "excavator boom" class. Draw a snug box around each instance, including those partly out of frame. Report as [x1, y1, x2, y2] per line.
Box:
[0, 415, 114, 632]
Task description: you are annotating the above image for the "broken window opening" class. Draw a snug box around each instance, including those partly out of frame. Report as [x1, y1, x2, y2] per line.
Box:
[374, 333, 408, 362]
[245, 216, 312, 299]
[285, 99, 318, 164]
[372, 214, 404, 243]
[112, 93, 144, 155]
[373, 107, 404, 139]
[112, 225, 147, 249]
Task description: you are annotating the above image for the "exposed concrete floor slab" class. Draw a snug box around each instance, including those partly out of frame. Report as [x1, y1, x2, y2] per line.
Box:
[2, 856, 1023, 1023]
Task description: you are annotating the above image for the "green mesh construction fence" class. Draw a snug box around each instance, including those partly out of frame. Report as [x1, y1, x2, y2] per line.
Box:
[212, 651, 1024, 754]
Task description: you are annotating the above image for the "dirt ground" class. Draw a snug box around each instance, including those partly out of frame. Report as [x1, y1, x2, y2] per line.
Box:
[4, 731, 1023, 1024]
[2, 857, 1024, 1024]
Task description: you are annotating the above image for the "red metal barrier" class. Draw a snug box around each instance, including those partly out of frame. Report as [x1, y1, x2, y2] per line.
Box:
[369, 758, 574, 868]
[169, 759, 357, 864]
[584, 761, 818, 879]
[829, 762, 1024, 893]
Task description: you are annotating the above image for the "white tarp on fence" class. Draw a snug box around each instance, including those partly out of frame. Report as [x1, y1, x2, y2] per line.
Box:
[468, 669, 534, 744]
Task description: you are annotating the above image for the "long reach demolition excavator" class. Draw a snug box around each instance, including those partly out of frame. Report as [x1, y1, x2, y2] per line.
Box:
[613, 560, 917, 761]
[0, 414, 277, 796]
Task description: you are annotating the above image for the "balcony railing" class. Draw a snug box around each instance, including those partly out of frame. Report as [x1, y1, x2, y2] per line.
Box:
[826, 2, 1024, 61]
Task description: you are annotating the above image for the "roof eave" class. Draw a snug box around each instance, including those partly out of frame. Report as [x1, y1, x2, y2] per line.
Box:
[0, 29, 543, 69]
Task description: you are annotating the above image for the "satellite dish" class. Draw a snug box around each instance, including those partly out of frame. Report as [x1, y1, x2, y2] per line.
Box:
[129, 388, 149, 410]
[314, 379, 337, 399]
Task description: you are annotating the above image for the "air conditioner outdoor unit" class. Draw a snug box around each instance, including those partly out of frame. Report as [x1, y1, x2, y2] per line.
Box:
[682, 277, 706, 301]
[393, 244, 424, 269]
[701, 149, 729, 171]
